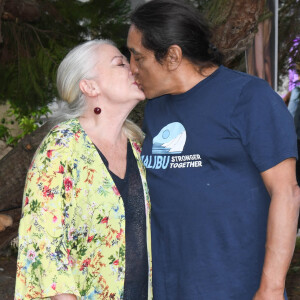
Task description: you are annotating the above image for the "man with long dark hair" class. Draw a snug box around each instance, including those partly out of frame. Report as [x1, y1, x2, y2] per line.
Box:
[127, 1, 300, 299]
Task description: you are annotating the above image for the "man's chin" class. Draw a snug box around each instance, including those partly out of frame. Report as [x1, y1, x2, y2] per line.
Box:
[144, 90, 154, 100]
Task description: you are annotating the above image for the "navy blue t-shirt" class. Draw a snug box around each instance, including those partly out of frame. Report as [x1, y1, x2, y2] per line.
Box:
[141, 66, 297, 300]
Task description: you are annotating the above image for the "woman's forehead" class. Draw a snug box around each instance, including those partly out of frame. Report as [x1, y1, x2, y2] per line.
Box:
[96, 44, 123, 62]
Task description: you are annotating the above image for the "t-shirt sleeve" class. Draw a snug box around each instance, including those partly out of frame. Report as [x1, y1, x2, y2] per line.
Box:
[230, 78, 298, 172]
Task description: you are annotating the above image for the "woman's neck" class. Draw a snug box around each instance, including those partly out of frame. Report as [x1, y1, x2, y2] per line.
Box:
[79, 107, 128, 145]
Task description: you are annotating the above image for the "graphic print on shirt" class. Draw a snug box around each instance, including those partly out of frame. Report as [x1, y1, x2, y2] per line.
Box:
[152, 122, 186, 154]
[142, 122, 203, 170]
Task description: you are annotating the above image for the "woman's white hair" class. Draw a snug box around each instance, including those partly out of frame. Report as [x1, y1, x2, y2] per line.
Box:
[54, 39, 144, 143]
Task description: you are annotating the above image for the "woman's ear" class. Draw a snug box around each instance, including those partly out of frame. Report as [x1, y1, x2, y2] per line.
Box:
[166, 45, 182, 71]
[79, 79, 100, 97]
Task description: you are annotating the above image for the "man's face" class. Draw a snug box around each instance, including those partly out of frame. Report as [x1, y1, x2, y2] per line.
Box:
[127, 25, 170, 99]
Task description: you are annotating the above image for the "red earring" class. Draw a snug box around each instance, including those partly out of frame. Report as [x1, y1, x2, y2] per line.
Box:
[94, 107, 101, 115]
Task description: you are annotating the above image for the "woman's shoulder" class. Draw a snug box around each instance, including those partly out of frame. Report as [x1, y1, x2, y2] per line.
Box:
[43, 118, 82, 145]
[48, 118, 81, 136]
[32, 118, 84, 161]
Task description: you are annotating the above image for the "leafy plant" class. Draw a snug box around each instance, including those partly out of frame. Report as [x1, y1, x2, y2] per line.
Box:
[0, 101, 51, 145]
[0, 0, 132, 146]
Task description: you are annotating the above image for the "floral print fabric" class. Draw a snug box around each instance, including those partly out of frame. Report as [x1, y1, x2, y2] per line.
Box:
[14, 118, 152, 300]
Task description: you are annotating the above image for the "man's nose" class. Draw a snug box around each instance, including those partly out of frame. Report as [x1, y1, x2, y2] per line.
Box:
[130, 56, 138, 75]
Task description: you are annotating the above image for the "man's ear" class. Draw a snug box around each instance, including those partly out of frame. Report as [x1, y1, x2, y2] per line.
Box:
[166, 45, 182, 71]
[79, 79, 100, 97]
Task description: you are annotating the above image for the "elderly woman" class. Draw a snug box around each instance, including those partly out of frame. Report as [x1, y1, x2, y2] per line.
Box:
[14, 40, 152, 300]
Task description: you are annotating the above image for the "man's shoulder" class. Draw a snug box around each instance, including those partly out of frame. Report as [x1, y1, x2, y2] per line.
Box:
[219, 66, 265, 88]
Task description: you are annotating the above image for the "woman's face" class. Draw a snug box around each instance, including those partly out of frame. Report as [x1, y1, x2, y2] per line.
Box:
[92, 44, 145, 106]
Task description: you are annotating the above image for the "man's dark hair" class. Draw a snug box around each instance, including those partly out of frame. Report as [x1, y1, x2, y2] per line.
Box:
[130, 0, 223, 68]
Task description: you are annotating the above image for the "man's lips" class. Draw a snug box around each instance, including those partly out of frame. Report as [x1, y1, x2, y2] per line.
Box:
[133, 81, 143, 90]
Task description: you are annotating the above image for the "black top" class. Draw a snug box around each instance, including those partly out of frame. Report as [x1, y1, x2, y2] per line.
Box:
[96, 142, 148, 300]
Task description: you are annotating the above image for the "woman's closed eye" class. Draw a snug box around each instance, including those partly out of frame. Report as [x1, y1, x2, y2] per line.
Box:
[118, 60, 130, 68]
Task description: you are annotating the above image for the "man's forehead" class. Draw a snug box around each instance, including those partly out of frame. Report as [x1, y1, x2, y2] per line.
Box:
[127, 26, 143, 51]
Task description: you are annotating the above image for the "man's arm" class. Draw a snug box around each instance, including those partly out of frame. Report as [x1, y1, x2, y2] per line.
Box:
[254, 158, 300, 300]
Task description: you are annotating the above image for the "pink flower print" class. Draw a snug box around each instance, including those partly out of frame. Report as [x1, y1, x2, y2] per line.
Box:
[87, 235, 94, 243]
[51, 283, 56, 290]
[112, 186, 120, 196]
[113, 260, 119, 265]
[132, 142, 141, 153]
[24, 197, 29, 206]
[80, 258, 91, 271]
[58, 165, 64, 174]
[116, 229, 124, 240]
[101, 217, 109, 224]
[64, 177, 73, 192]
[42, 186, 54, 199]
[75, 130, 81, 141]
[27, 250, 37, 262]
[68, 228, 75, 241]
[53, 215, 57, 223]
[67, 249, 76, 267]
[47, 150, 53, 158]
[68, 255, 76, 267]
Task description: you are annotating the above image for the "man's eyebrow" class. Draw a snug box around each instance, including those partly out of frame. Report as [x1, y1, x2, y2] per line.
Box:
[128, 48, 140, 55]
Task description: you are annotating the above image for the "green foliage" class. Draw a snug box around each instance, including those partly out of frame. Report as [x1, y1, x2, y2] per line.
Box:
[0, 101, 50, 145]
[0, 0, 131, 145]
[80, 0, 131, 45]
[0, 124, 10, 141]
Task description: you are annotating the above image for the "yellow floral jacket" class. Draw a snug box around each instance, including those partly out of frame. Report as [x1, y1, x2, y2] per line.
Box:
[15, 118, 152, 300]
